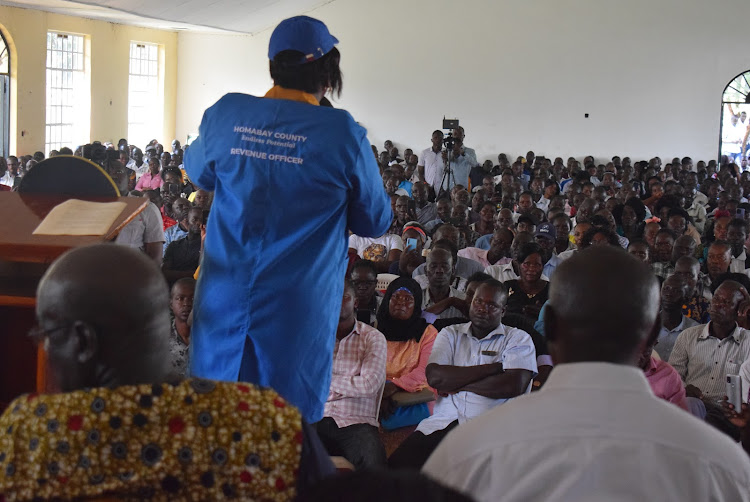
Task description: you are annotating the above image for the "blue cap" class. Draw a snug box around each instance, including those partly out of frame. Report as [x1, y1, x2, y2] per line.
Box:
[268, 16, 339, 63]
[535, 222, 556, 241]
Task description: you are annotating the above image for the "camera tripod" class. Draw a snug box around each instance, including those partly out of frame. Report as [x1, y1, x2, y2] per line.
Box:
[437, 148, 456, 200]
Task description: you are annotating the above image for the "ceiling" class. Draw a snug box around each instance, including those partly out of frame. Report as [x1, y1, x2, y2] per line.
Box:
[0, 0, 333, 33]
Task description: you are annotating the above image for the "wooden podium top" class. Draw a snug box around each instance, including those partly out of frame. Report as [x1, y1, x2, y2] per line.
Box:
[0, 192, 149, 264]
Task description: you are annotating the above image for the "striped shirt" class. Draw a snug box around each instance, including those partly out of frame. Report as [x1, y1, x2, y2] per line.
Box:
[325, 321, 387, 428]
[668, 323, 750, 400]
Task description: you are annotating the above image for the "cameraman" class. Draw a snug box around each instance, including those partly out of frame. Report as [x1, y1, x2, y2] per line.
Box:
[440, 126, 476, 193]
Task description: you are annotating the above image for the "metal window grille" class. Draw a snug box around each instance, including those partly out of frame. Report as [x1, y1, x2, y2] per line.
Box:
[45, 32, 85, 154]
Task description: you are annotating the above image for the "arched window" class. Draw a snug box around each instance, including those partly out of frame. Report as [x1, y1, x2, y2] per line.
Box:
[0, 30, 9, 158]
[720, 71, 750, 165]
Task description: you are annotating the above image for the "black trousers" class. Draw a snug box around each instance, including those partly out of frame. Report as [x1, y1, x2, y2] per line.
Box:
[388, 420, 459, 470]
[314, 417, 387, 470]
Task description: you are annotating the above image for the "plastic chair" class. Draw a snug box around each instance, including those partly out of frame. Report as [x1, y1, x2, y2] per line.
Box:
[376, 273, 399, 294]
[17, 155, 120, 197]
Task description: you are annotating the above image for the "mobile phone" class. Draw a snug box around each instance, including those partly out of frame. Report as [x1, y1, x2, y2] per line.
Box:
[406, 238, 418, 252]
[737, 208, 746, 219]
[407, 199, 416, 213]
[727, 374, 742, 411]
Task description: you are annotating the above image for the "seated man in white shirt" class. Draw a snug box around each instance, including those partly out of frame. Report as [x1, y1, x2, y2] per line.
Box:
[389, 279, 536, 470]
[315, 280, 387, 471]
[423, 247, 750, 502]
[1, 155, 19, 188]
[669, 280, 750, 401]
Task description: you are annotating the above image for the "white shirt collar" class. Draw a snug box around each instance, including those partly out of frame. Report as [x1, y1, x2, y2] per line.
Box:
[541, 362, 652, 395]
[699, 323, 743, 343]
[457, 321, 508, 342]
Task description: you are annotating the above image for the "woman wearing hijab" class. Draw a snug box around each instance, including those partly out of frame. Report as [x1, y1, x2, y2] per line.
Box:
[376, 277, 439, 430]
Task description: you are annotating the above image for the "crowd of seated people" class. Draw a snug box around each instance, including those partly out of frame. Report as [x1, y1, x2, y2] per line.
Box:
[5, 129, 750, 500]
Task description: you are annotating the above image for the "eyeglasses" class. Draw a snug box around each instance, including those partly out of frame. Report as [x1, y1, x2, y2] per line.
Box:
[27, 323, 68, 344]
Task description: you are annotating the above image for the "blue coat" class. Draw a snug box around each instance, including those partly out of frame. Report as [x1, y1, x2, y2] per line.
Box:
[185, 92, 391, 421]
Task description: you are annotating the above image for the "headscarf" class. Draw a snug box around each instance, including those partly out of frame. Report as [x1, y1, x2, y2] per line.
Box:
[376, 277, 428, 342]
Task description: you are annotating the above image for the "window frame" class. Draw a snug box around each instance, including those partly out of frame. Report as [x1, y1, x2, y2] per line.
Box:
[127, 41, 162, 148]
[0, 30, 10, 158]
[45, 31, 87, 155]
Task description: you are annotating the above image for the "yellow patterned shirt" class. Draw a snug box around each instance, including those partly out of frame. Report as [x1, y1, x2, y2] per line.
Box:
[0, 379, 302, 501]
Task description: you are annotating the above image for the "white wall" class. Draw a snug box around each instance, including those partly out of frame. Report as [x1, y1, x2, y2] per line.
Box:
[176, 0, 750, 164]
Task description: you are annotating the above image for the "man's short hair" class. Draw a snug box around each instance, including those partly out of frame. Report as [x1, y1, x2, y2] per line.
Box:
[628, 238, 649, 249]
[516, 242, 543, 264]
[350, 259, 378, 277]
[430, 239, 458, 264]
[656, 228, 677, 240]
[481, 278, 506, 292]
[667, 207, 691, 224]
[466, 272, 493, 284]
[728, 218, 749, 233]
[171, 277, 196, 296]
[710, 240, 732, 253]
[551, 213, 571, 230]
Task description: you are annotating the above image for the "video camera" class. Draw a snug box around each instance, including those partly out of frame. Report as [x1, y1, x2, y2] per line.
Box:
[442, 117, 459, 150]
[81, 142, 120, 168]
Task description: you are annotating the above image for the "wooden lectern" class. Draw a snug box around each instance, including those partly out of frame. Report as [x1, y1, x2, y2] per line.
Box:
[0, 192, 148, 410]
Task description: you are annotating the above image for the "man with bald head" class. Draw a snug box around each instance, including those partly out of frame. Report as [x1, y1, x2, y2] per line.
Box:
[670, 280, 750, 401]
[0, 244, 334, 499]
[423, 247, 750, 501]
[412, 224, 484, 291]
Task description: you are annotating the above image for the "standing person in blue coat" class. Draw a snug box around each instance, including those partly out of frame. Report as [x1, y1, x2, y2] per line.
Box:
[184, 16, 392, 423]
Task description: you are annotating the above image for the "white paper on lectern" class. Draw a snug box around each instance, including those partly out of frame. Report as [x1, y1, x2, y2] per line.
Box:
[32, 199, 127, 236]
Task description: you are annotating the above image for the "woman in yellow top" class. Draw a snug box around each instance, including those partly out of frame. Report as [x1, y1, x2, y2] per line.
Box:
[376, 277, 438, 430]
